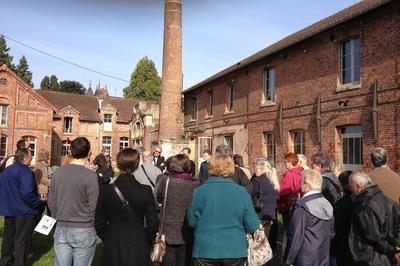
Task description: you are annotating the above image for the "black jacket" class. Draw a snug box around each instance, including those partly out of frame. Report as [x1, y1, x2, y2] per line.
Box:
[95, 174, 159, 266]
[321, 171, 342, 205]
[349, 185, 400, 266]
[153, 156, 166, 172]
[250, 174, 278, 220]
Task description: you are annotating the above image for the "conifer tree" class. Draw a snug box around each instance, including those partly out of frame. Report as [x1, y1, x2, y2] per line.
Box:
[0, 36, 15, 70]
[15, 55, 33, 86]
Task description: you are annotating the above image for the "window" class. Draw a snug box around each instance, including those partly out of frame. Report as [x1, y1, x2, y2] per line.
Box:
[0, 136, 7, 160]
[263, 68, 276, 103]
[0, 105, 8, 126]
[207, 90, 213, 116]
[104, 114, 112, 123]
[102, 136, 112, 154]
[224, 135, 234, 151]
[198, 137, 213, 159]
[264, 132, 275, 163]
[61, 140, 71, 157]
[226, 84, 234, 111]
[133, 139, 142, 147]
[341, 38, 360, 84]
[290, 130, 305, 154]
[191, 96, 198, 120]
[340, 125, 363, 171]
[120, 137, 129, 150]
[63, 117, 72, 133]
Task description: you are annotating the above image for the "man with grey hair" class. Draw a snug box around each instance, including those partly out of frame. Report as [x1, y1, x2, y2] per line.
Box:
[283, 169, 334, 265]
[348, 171, 400, 265]
[368, 147, 400, 203]
[134, 151, 163, 193]
[213, 144, 252, 194]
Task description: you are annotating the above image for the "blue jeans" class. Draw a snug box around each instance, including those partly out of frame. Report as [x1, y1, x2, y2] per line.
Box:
[54, 226, 97, 266]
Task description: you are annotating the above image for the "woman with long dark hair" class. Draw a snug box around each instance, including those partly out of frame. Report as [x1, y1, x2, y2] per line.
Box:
[95, 148, 159, 266]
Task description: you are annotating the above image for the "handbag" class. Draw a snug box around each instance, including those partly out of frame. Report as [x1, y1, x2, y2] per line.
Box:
[247, 224, 273, 266]
[150, 177, 170, 263]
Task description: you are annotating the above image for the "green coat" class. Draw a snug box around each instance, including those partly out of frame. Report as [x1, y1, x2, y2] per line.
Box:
[186, 176, 260, 259]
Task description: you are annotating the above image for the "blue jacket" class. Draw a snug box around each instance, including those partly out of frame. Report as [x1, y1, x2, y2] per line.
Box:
[187, 176, 260, 259]
[0, 161, 40, 217]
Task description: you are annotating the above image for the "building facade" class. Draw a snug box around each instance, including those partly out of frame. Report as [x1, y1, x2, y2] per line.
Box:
[0, 65, 159, 166]
[183, 0, 400, 174]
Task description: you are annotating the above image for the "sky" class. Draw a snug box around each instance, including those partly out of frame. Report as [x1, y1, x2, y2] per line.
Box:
[1, 0, 360, 97]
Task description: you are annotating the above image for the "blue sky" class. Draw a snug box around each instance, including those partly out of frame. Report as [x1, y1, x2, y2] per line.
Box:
[1, 0, 360, 97]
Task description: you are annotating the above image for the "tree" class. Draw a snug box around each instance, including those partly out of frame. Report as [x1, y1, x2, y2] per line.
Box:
[40, 76, 50, 90]
[0, 36, 14, 70]
[123, 56, 161, 101]
[49, 75, 59, 91]
[59, 80, 86, 95]
[15, 56, 33, 86]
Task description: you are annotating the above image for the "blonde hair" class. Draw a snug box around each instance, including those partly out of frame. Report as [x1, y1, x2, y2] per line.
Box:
[208, 155, 235, 177]
[255, 158, 280, 191]
[37, 149, 50, 162]
[301, 169, 323, 189]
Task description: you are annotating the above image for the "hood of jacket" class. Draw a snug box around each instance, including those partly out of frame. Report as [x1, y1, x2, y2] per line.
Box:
[302, 193, 333, 220]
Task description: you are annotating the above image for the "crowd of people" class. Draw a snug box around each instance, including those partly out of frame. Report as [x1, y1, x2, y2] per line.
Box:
[0, 136, 399, 266]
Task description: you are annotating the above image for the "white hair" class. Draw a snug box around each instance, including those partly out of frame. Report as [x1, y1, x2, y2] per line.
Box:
[255, 158, 280, 191]
[350, 171, 374, 187]
[301, 169, 323, 190]
[297, 154, 310, 169]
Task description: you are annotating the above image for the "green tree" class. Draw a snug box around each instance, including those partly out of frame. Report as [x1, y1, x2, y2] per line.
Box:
[59, 80, 86, 95]
[15, 56, 33, 86]
[123, 56, 161, 101]
[40, 76, 50, 90]
[0, 36, 15, 70]
[49, 75, 59, 91]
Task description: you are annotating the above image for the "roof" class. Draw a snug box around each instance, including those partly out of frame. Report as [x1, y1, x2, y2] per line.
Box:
[38, 90, 100, 121]
[185, 0, 393, 93]
[38, 90, 140, 123]
[102, 97, 139, 122]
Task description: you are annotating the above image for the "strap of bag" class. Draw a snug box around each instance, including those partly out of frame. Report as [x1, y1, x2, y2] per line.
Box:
[159, 178, 170, 234]
[112, 183, 129, 207]
[141, 165, 155, 188]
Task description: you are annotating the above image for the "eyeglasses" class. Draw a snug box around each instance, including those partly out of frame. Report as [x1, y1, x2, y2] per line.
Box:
[154, 151, 161, 154]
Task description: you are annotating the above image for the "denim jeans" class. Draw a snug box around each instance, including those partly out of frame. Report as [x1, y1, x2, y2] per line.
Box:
[54, 226, 97, 266]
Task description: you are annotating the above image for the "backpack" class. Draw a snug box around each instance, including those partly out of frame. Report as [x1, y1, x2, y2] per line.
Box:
[0, 156, 13, 174]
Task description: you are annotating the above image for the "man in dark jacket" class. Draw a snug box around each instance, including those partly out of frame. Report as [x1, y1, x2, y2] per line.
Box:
[348, 171, 400, 266]
[181, 147, 196, 176]
[0, 148, 40, 266]
[283, 169, 334, 266]
[152, 146, 166, 172]
[198, 149, 211, 184]
[214, 144, 252, 194]
[310, 152, 342, 205]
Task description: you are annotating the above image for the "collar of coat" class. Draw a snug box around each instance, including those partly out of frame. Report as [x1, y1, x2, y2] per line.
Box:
[205, 176, 235, 184]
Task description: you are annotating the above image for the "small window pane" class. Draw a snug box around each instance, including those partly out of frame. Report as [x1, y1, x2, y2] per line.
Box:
[348, 138, 354, 164]
[354, 138, 361, 164]
[342, 138, 348, 164]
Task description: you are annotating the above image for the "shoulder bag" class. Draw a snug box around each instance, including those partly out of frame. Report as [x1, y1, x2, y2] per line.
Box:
[151, 177, 170, 263]
[112, 183, 132, 213]
[247, 224, 273, 266]
[141, 165, 155, 188]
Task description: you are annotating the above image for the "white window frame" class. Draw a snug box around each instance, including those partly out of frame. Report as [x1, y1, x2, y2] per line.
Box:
[224, 135, 234, 152]
[0, 105, 8, 126]
[263, 68, 276, 103]
[263, 132, 275, 163]
[63, 117, 72, 133]
[102, 136, 112, 154]
[0, 135, 7, 160]
[61, 140, 71, 157]
[103, 114, 112, 131]
[290, 130, 305, 155]
[340, 126, 363, 171]
[119, 137, 129, 150]
[23, 136, 36, 165]
[341, 37, 360, 85]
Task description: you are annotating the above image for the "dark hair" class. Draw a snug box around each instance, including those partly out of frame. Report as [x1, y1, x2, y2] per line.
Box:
[233, 154, 244, 167]
[338, 170, 353, 193]
[182, 147, 191, 154]
[215, 144, 233, 157]
[310, 152, 331, 168]
[202, 149, 212, 155]
[370, 148, 388, 167]
[16, 139, 27, 149]
[117, 148, 140, 174]
[165, 156, 173, 173]
[285, 152, 299, 167]
[93, 154, 109, 174]
[14, 148, 30, 162]
[70, 137, 91, 159]
[168, 154, 191, 173]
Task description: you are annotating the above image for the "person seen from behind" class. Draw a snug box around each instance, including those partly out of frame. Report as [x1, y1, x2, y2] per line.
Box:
[48, 137, 99, 266]
[283, 169, 334, 266]
[35, 149, 53, 219]
[181, 147, 196, 176]
[198, 149, 211, 184]
[156, 154, 199, 266]
[233, 154, 251, 179]
[93, 153, 113, 185]
[95, 148, 159, 266]
[134, 150, 163, 193]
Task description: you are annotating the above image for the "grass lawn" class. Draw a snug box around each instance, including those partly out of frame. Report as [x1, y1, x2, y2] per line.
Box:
[0, 216, 103, 265]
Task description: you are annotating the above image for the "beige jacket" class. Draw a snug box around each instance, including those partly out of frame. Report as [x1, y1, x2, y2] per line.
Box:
[369, 166, 400, 203]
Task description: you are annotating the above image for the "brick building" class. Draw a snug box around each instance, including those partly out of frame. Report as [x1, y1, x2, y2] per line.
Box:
[183, 0, 400, 174]
[0, 64, 159, 166]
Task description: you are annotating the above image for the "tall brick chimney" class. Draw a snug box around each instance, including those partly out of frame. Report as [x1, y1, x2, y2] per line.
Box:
[158, 0, 182, 142]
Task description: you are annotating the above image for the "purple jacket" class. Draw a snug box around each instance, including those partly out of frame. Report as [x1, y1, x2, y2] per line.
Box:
[283, 192, 334, 266]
